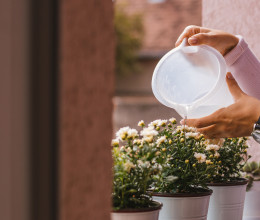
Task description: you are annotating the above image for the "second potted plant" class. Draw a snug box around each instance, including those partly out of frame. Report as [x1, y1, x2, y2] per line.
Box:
[149, 120, 215, 220]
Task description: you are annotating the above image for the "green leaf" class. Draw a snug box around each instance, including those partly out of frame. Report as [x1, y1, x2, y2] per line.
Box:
[243, 163, 252, 172]
[251, 161, 259, 170]
[127, 189, 137, 193]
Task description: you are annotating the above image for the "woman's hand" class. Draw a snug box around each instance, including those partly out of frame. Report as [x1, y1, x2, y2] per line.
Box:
[175, 25, 239, 56]
[181, 72, 260, 138]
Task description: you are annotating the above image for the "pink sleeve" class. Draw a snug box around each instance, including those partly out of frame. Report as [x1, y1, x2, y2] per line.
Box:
[224, 35, 260, 100]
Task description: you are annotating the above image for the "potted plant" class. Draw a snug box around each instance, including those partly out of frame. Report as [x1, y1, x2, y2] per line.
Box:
[243, 161, 260, 219]
[111, 124, 162, 220]
[148, 119, 215, 220]
[206, 137, 250, 220]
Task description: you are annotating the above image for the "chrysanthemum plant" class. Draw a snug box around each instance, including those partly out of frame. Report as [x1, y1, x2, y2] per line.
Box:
[148, 120, 216, 194]
[112, 123, 161, 210]
[206, 137, 250, 183]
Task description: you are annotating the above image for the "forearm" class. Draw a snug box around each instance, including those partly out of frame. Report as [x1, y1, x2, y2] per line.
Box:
[224, 36, 260, 100]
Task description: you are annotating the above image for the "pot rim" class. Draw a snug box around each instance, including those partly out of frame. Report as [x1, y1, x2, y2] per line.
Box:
[152, 189, 213, 197]
[207, 178, 248, 186]
[112, 201, 162, 213]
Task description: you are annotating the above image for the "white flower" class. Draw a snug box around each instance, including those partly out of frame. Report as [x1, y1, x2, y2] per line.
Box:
[194, 152, 206, 163]
[116, 126, 130, 140]
[127, 128, 138, 139]
[206, 144, 220, 151]
[133, 146, 138, 151]
[143, 136, 153, 143]
[190, 127, 197, 132]
[159, 120, 167, 126]
[138, 120, 145, 127]
[148, 120, 160, 127]
[137, 160, 143, 165]
[169, 117, 176, 123]
[148, 119, 167, 127]
[238, 137, 247, 144]
[145, 161, 151, 168]
[165, 175, 178, 182]
[133, 139, 141, 145]
[176, 125, 183, 130]
[137, 160, 150, 168]
[156, 136, 166, 145]
[185, 132, 199, 139]
[141, 126, 158, 137]
[214, 152, 220, 158]
[124, 161, 135, 173]
[176, 125, 196, 133]
[111, 138, 119, 146]
[116, 127, 138, 140]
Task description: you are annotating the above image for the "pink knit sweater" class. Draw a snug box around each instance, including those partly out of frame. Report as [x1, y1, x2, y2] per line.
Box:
[226, 36, 260, 158]
[224, 36, 260, 100]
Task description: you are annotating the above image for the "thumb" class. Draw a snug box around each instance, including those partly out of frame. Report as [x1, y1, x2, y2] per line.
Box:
[226, 72, 245, 101]
[188, 33, 211, 46]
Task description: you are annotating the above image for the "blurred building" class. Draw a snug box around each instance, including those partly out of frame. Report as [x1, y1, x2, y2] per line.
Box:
[114, 0, 202, 131]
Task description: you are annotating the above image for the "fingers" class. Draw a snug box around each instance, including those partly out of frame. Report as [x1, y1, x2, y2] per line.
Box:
[226, 72, 245, 101]
[175, 25, 201, 47]
[179, 109, 234, 138]
[181, 118, 222, 138]
[187, 33, 212, 46]
[197, 125, 218, 139]
[197, 124, 231, 139]
[181, 112, 218, 128]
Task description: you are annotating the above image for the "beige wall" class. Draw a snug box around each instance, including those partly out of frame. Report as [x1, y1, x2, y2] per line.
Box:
[58, 0, 114, 219]
[203, 0, 260, 59]
[202, 0, 260, 160]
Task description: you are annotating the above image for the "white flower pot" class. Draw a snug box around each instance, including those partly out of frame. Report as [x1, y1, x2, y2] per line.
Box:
[243, 181, 260, 220]
[152, 190, 212, 220]
[208, 179, 247, 220]
[111, 201, 162, 220]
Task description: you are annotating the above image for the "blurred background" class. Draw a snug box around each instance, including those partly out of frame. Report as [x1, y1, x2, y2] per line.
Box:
[0, 0, 260, 220]
[113, 0, 201, 131]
